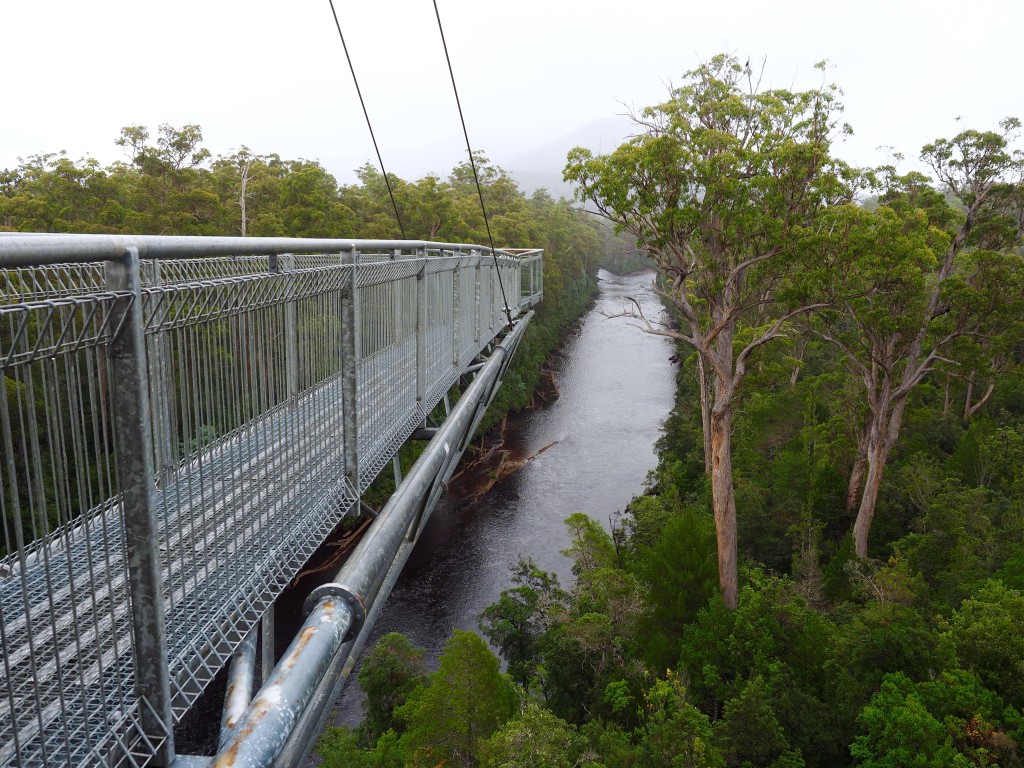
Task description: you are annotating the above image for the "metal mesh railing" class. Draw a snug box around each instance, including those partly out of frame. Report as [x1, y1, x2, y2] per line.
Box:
[0, 235, 542, 767]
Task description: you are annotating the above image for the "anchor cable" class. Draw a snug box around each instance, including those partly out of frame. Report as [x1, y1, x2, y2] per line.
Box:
[326, 0, 407, 239]
[431, 0, 515, 328]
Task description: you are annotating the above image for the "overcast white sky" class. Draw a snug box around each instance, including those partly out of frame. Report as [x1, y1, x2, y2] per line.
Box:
[3, 0, 1022, 186]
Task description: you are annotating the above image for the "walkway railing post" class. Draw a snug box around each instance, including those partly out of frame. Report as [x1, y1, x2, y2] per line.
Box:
[529, 255, 535, 302]
[452, 261, 461, 367]
[524, 254, 530, 301]
[416, 247, 427, 425]
[539, 252, 544, 297]
[105, 246, 175, 766]
[525, 255, 530, 303]
[473, 251, 482, 347]
[282, 253, 299, 401]
[141, 259, 176, 487]
[341, 248, 360, 493]
[528, 259, 536, 307]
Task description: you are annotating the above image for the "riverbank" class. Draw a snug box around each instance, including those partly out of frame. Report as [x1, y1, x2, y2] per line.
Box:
[327, 268, 677, 729]
[472, 271, 598, 436]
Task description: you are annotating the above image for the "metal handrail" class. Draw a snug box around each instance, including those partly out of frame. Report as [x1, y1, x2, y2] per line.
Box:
[0, 234, 537, 267]
[0, 235, 542, 768]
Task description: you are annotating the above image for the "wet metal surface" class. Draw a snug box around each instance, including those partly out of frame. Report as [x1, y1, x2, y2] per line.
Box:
[331, 269, 676, 726]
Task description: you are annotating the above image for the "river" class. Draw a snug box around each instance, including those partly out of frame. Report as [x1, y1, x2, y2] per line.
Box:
[331, 267, 677, 725]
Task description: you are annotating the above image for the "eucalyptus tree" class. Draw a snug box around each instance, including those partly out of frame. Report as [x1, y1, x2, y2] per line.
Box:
[564, 55, 853, 609]
[0, 152, 114, 232]
[210, 146, 284, 236]
[806, 123, 1024, 558]
[112, 123, 220, 234]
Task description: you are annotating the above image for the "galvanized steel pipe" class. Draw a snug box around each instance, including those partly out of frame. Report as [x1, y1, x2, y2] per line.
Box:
[209, 313, 532, 768]
[218, 631, 258, 752]
[209, 598, 353, 768]
[0, 233, 537, 267]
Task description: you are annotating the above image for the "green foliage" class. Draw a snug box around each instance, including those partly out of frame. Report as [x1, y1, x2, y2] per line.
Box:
[395, 630, 518, 767]
[562, 512, 619, 574]
[995, 545, 1024, 592]
[623, 489, 718, 668]
[828, 601, 939, 750]
[948, 581, 1024, 710]
[553, 518, 648, 724]
[896, 483, 999, 607]
[479, 517, 649, 727]
[357, 632, 428, 743]
[679, 572, 836, 712]
[479, 559, 568, 687]
[849, 669, 1023, 768]
[315, 726, 405, 768]
[714, 675, 804, 768]
[679, 572, 845, 765]
[639, 674, 724, 768]
[479, 702, 580, 768]
[577, 721, 643, 768]
[315, 726, 378, 768]
[850, 673, 970, 768]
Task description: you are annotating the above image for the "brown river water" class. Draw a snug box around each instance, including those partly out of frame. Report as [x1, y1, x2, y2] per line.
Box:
[329, 267, 677, 727]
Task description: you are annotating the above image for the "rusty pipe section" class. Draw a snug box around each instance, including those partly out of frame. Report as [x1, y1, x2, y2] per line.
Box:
[209, 313, 532, 768]
[218, 630, 258, 751]
[209, 598, 353, 768]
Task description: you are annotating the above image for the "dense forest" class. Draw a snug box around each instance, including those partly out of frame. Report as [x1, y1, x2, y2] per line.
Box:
[314, 56, 1024, 767]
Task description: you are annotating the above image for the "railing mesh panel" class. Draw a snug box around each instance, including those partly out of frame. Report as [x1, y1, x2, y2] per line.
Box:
[0, 242, 540, 767]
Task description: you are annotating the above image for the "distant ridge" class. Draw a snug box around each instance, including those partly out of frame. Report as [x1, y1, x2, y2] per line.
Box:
[506, 114, 635, 200]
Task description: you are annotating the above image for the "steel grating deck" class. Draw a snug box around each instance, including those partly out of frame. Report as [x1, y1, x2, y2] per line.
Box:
[0, 358, 466, 766]
[0, 238, 544, 767]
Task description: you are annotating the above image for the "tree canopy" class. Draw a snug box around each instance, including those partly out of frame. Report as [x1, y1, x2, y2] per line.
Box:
[565, 54, 858, 609]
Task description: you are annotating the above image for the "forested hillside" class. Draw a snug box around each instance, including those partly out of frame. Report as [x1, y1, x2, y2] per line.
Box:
[318, 56, 1024, 768]
[0, 125, 607, 436]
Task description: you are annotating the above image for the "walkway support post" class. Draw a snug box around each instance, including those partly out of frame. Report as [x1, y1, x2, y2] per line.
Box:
[282, 253, 298, 401]
[473, 253, 482, 346]
[141, 259, 176, 487]
[416, 248, 427, 425]
[106, 246, 175, 766]
[342, 248, 360, 493]
[452, 262, 461, 367]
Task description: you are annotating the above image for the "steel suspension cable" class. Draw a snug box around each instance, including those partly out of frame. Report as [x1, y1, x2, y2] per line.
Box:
[431, 0, 515, 328]
[326, 0, 407, 239]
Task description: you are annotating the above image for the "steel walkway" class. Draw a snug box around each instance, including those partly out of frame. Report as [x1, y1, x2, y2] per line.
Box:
[0, 235, 542, 767]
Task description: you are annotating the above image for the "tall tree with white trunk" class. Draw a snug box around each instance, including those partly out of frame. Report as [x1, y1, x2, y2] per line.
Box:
[805, 122, 1024, 558]
[564, 55, 853, 609]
